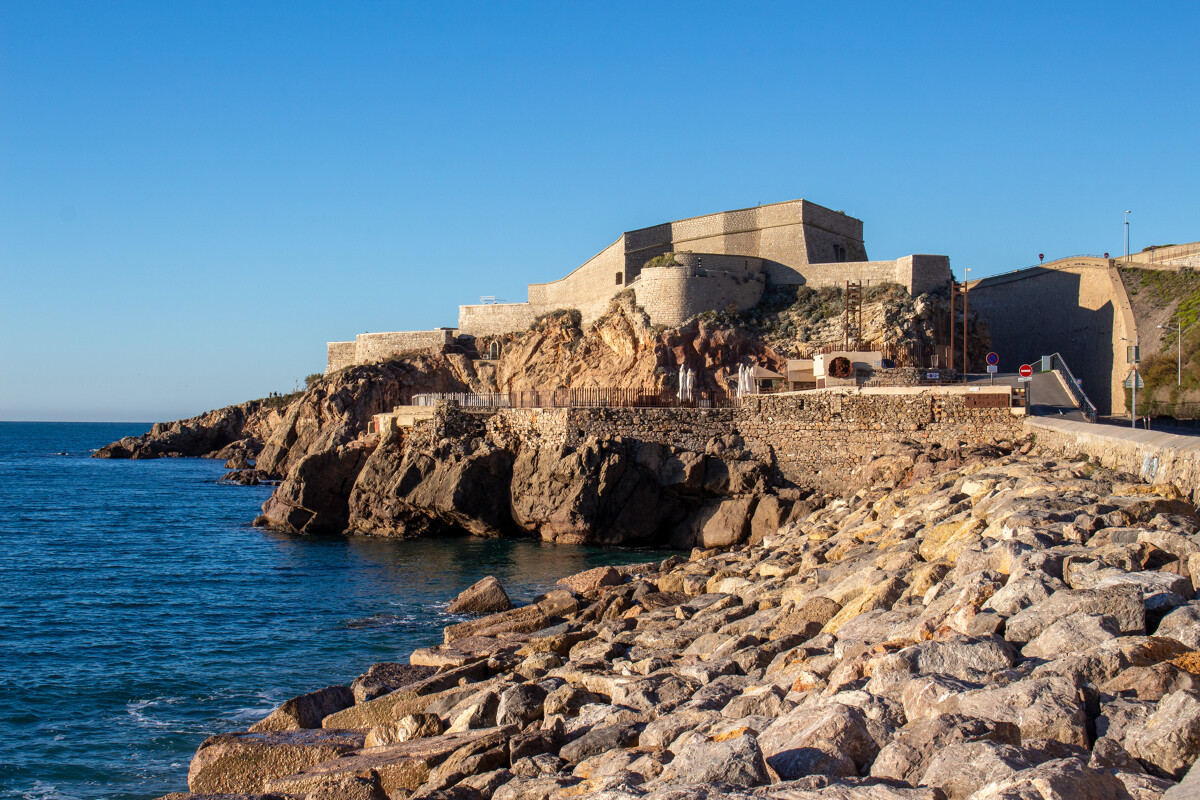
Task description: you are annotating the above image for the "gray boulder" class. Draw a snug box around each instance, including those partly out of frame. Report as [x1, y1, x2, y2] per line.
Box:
[448, 576, 513, 615]
[496, 683, 548, 728]
[871, 714, 1022, 785]
[248, 685, 355, 732]
[660, 734, 769, 787]
[1156, 602, 1200, 649]
[758, 702, 881, 779]
[919, 741, 1032, 800]
[1020, 613, 1120, 660]
[1005, 588, 1145, 644]
[1125, 689, 1200, 780]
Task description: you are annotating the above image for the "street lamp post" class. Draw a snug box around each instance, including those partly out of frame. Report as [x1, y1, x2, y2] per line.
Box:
[1159, 321, 1197, 387]
[963, 268, 971, 374]
[1125, 210, 1132, 260]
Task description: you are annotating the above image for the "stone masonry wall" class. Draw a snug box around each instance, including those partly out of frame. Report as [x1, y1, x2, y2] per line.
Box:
[525, 239, 626, 326]
[458, 303, 538, 337]
[353, 330, 456, 364]
[633, 268, 766, 327]
[490, 390, 1023, 493]
[326, 341, 357, 374]
[1028, 417, 1200, 506]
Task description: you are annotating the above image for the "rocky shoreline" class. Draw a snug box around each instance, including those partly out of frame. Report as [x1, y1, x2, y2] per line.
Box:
[164, 442, 1200, 799]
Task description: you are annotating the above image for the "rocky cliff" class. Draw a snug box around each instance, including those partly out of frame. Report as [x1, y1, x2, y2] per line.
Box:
[170, 440, 1200, 799]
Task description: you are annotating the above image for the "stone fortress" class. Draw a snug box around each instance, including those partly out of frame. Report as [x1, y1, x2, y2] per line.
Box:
[327, 199, 952, 371]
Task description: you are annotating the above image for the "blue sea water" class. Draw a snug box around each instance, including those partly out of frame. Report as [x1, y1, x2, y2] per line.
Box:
[0, 422, 666, 800]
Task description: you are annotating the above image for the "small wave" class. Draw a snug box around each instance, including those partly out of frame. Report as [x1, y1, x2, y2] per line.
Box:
[222, 705, 274, 723]
[124, 696, 183, 729]
[19, 781, 85, 800]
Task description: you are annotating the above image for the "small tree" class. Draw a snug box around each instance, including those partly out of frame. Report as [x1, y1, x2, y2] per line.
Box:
[304, 373, 322, 389]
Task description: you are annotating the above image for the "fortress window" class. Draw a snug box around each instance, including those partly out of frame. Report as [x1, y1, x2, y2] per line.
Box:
[615, 272, 623, 285]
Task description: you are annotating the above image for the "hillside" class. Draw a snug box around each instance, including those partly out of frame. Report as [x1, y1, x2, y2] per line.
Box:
[1119, 267, 1200, 420]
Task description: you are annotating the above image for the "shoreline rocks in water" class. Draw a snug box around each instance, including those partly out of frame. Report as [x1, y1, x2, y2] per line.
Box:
[165, 444, 1200, 799]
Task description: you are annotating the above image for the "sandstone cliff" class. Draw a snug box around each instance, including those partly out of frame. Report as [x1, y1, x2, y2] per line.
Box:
[92, 398, 293, 460]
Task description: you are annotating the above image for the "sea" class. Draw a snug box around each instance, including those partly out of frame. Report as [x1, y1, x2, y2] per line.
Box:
[0, 422, 667, 800]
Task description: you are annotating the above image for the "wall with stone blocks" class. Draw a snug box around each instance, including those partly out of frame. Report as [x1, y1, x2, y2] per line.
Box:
[326, 329, 457, 372]
[458, 303, 538, 337]
[487, 390, 1022, 492]
[969, 258, 1136, 416]
[633, 268, 766, 327]
[526, 239, 626, 326]
[326, 341, 357, 373]
[1028, 417, 1200, 506]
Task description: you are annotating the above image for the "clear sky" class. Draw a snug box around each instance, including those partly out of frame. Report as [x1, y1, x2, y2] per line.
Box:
[2, 1, 1197, 422]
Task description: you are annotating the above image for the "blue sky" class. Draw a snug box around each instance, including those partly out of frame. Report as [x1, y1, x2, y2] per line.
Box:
[2, 1, 1197, 421]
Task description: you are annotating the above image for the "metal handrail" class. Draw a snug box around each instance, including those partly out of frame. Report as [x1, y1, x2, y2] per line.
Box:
[1045, 353, 1098, 423]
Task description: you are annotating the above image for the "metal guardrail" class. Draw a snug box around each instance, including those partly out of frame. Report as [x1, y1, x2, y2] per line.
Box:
[1045, 352, 1098, 423]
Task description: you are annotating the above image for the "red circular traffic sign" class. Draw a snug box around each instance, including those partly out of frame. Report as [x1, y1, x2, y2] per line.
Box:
[1019, 364, 1033, 378]
[986, 352, 999, 366]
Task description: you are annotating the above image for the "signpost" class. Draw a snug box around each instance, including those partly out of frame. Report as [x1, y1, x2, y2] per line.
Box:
[1125, 369, 1144, 428]
[986, 352, 999, 383]
[1019, 364, 1033, 412]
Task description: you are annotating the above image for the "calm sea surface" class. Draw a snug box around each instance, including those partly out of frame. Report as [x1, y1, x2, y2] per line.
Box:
[0, 422, 667, 800]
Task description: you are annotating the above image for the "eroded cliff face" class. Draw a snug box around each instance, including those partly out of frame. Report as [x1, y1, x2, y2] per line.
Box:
[336, 406, 807, 549]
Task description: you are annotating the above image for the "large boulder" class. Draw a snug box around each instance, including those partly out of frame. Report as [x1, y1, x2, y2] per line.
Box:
[758, 703, 883, 779]
[248, 685, 354, 732]
[1125, 689, 1200, 779]
[187, 729, 364, 793]
[448, 576, 513, 615]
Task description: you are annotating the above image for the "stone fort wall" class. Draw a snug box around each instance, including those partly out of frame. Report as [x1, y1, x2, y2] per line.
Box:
[325, 329, 457, 374]
[484, 388, 1022, 492]
[968, 257, 1137, 416]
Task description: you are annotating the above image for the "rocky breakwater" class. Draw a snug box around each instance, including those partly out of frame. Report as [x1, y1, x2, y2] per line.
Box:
[168, 445, 1200, 799]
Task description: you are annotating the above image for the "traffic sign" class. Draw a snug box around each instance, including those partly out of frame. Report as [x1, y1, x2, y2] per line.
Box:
[987, 365, 998, 374]
[1019, 364, 1033, 378]
[986, 352, 999, 366]
[1124, 370, 1144, 390]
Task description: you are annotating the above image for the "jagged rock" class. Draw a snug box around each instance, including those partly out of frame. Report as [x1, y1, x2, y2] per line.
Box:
[495, 683, 547, 728]
[919, 741, 1032, 799]
[187, 729, 365, 793]
[758, 703, 882, 779]
[449, 577, 513, 615]
[257, 441, 374, 534]
[248, 685, 354, 732]
[660, 734, 770, 787]
[558, 566, 623, 594]
[962, 756, 1133, 800]
[1004, 588, 1146, 644]
[559, 722, 642, 763]
[366, 713, 445, 747]
[352, 663, 439, 703]
[903, 676, 1088, 747]
[1157, 602, 1200, 649]
[1124, 689, 1200, 779]
[1021, 613, 1121, 660]
[871, 715, 1021, 785]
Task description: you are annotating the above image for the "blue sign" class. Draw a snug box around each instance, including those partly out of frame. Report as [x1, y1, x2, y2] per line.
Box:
[986, 352, 999, 366]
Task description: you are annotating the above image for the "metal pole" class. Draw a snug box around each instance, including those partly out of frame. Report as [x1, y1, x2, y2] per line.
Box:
[1125, 210, 1131, 259]
[963, 269, 971, 375]
[948, 281, 955, 371]
[1179, 325, 1183, 387]
[1132, 373, 1137, 429]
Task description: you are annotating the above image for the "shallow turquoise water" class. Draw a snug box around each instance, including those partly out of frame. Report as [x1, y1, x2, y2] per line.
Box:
[0, 422, 666, 800]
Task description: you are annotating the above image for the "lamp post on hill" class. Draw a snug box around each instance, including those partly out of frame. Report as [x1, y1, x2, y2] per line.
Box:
[1125, 210, 1132, 260]
[1159, 321, 1198, 387]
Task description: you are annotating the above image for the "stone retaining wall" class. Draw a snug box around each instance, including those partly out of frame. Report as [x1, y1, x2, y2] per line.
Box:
[486, 389, 1023, 491]
[1028, 417, 1200, 505]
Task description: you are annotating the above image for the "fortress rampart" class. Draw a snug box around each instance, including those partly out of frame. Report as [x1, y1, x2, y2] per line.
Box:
[326, 329, 458, 374]
[968, 257, 1138, 416]
[330, 199, 955, 372]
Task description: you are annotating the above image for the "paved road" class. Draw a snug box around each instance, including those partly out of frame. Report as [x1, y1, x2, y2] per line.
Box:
[964, 372, 1089, 422]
